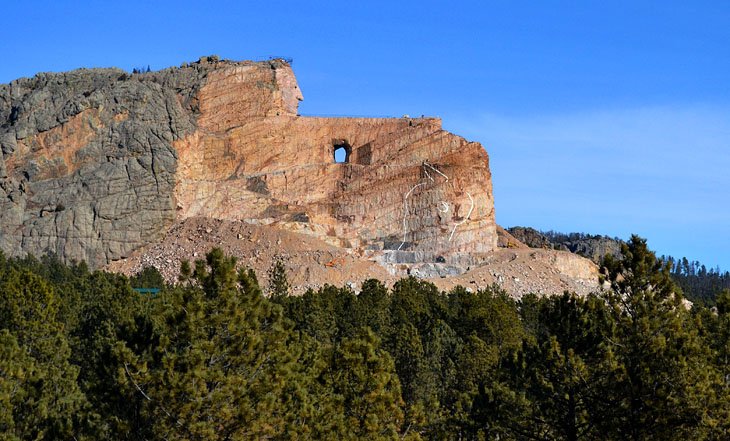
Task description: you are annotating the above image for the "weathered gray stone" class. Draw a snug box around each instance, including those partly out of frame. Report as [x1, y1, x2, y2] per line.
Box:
[0, 133, 15, 155]
[0, 60, 224, 266]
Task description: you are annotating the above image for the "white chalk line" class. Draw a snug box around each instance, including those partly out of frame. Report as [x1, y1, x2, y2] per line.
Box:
[399, 160, 470, 250]
[423, 166, 434, 183]
[424, 161, 449, 214]
[398, 182, 426, 250]
[424, 161, 449, 182]
[449, 192, 474, 242]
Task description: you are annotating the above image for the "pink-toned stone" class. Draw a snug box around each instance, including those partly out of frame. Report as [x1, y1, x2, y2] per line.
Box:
[173, 62, 497, 266]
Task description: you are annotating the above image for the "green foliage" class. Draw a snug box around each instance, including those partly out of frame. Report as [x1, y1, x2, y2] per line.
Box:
[1, 241, 730, 440]
[717, 288, 730, 315]
[599, 236, 729, 439]
[129, 266, 165, 289]
[0, 265, 89, 439]
[267, 256, 290, 298]
[666, 255, 730, 305]
[321, 329, 406, 440]
[120, 248, 298, 440]
[506, 292, 613, 440]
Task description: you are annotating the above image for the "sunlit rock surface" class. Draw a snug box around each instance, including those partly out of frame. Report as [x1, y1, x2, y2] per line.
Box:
[0, 57, 497, 270]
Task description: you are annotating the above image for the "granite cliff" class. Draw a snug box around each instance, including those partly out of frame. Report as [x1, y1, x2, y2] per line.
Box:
[0, 61, 204, 265]
[0, 57, 598, 295]
[0, 57, 495, 269]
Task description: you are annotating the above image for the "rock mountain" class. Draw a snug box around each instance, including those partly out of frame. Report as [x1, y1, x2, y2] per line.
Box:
[0, 57, 598, 295]
[506, 227, 623, 264]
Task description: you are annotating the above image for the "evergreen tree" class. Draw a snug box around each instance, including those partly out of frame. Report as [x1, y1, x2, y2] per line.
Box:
[694, 289, 730, 436]
[129, 265, 165, 289]
[119, 249, 299, 440]
[321, 329, 408, 440]
[267, 257, 290, 298]
[70, 270, 155, 438]
[444, 287, 525, 439]
[0, 267, 90, 439]
[353, 279, 392, 336]
[600, 236, 726, 439]
[0, 330, 36, 440]
[506, 292, 613, 441]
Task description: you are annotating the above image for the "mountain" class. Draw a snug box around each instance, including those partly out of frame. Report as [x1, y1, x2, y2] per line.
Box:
[506, 226, 622, 263]
[0, 56, 599, 296]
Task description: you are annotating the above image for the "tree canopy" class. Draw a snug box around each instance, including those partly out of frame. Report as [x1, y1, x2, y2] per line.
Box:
[0, 241, 729, 440]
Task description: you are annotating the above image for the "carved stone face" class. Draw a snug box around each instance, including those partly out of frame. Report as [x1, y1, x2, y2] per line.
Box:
[276, 66, 304, 115]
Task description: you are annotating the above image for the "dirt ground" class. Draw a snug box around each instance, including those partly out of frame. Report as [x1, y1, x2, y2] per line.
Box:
[107, 217, 601, 298]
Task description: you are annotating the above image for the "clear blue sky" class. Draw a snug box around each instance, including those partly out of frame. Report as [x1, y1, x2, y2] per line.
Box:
[3, 1, 729, 269]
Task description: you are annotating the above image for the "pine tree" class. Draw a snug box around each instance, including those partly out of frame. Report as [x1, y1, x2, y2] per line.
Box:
[321, 329, 407, 440]
[505, 292, 613, 441]
[600, 236, 726, 439]
[267, 256, 290, 298]
[353, 279, 391, 336]
[0, 267, 89, 440]
[130, 265, 165, 289]
[694, 289, 730, 435]
[119, 248, 299, 440]
[0, 330, 34, 440]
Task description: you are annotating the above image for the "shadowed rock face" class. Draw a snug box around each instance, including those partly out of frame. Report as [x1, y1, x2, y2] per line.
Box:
[0, 57, 497, 268]
[507, 226, 622, 264]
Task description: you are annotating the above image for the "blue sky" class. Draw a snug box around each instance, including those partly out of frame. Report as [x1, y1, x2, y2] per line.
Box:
[2, 1, 728, 269]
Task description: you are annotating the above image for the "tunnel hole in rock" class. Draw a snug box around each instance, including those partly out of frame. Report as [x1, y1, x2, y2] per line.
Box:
[333, 140, 351, 163]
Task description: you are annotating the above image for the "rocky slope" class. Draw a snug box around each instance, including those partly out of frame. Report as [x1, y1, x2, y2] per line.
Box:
[108, 216, 599, 297]
[507, 226, 622, 263]
[1, 56, 600, 296]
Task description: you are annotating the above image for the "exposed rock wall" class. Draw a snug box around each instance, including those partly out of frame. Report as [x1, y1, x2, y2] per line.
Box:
[507, 226, 622, 264]
[0, 58, 497, 268]
[0, 67, 193, 266]
[174, 60, 496, 266]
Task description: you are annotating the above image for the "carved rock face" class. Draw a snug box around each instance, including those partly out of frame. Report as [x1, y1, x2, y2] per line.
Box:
[0, 59, 497, 268]
[174, 62, 497, 266]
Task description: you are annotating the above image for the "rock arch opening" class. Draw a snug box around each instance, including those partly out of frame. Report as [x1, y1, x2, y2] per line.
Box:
[333, 140, 351, 163]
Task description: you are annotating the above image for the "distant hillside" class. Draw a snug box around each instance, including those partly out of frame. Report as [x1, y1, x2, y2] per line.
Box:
[506, 226, 622, 264]
[507, 226, 730, 304]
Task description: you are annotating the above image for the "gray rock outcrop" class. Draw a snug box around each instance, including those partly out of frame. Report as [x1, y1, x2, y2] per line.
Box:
[507, 226, 622, 264]
[0, 61, 221, 266]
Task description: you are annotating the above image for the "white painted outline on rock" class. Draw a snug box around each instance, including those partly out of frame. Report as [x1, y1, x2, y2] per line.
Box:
[424, 161, 449, 182]
[399, 161, 473, 250]
[398, 182, 426, 250]
[399, 162, 443, 250]
[449, 192, 474, 242]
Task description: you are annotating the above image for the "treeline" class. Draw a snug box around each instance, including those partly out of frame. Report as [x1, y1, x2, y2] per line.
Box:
[1, 237, 730, 440]
[660, 255, 730, 306]
[514, 226, 728, 305]
[540, 230, 621, 244]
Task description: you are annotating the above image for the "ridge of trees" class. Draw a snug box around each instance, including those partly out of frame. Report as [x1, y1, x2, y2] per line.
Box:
[661, 255, 730, 306]
[1, 236, 729, 439]
[511, 226, 729, 305]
